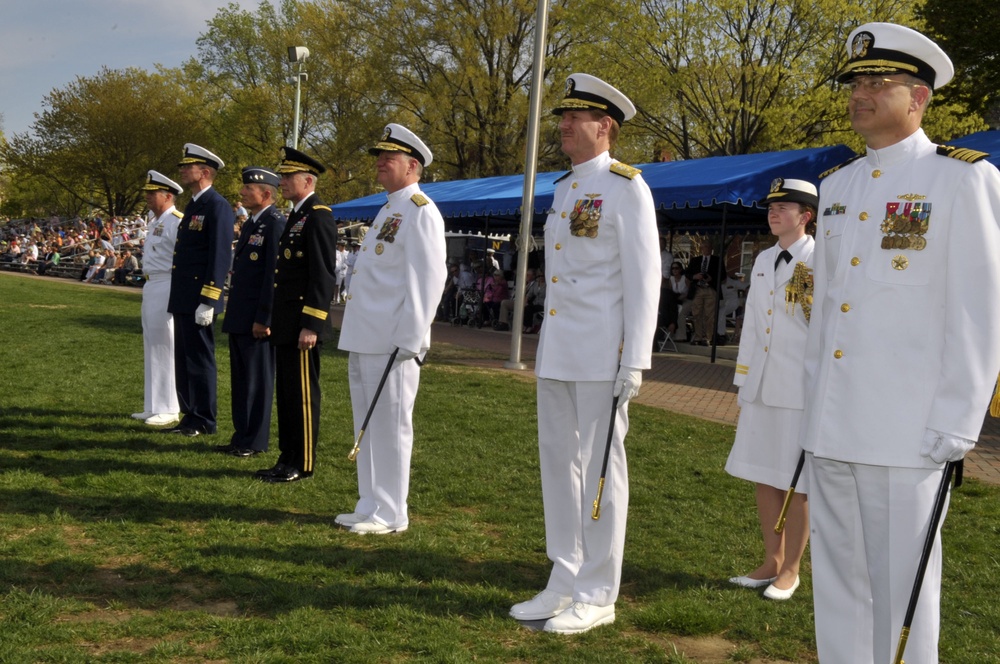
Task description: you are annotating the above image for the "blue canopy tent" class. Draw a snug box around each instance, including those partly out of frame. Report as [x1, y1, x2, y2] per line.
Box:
[328, 144, 857, 234]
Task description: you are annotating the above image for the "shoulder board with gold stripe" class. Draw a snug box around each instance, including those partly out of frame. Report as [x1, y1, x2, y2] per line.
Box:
[819, 155, 862, 179]
[937, 144, 990, 164]
[610, 162, 641, 179]
[312, 205, 332, 212]
[410, 193, 429, 207]
[553, 171, 572, 183]
[171, 209, 184, 218]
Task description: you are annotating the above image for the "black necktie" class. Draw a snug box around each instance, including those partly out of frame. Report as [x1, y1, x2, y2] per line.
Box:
[702, 256, 709, 273]
[775, 249, 792, 270]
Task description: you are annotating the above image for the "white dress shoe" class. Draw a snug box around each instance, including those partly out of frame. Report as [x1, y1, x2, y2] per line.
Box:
[543, 602, 615, 634]
[729, 575, 777, 589]
[131, 411, 153, 420]
[348, 519, 408, 535]
[145, 413, 180, 426]
[763, 576, 800, 601]
[509, 589, 573, 621]
[334, 512, 369, 527]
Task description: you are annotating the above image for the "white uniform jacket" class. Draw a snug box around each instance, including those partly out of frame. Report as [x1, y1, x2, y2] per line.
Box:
[802, 129, 1000, 468]
[143, 207, 181, 277]
[338, 182, 447, 355]
[535, 152, 660, 381]
[734, 235, 814, 408]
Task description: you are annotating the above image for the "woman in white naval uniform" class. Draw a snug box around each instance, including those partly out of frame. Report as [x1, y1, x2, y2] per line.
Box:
[509, 74, 660, 635]
[132, 170, 182, 426]
[725, 178, 817, 601]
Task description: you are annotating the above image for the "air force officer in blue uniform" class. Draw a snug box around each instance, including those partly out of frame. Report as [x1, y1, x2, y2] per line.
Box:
[165, 144, 235, 437]
[218, 167, 286, 457]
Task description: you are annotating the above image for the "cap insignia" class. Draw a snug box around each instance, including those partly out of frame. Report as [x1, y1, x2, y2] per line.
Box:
[770, 177, 784, 193]
[851, 31, 874, 59]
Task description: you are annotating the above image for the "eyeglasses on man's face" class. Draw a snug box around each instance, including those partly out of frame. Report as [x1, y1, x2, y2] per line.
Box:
[842, 76, 925, 94]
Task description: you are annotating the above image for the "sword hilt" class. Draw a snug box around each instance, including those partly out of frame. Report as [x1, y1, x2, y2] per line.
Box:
[774, 487, 796, 534]
[347, 428, 365, 462]
[592, 478, 605, 520]
[893, 625, 909, 664]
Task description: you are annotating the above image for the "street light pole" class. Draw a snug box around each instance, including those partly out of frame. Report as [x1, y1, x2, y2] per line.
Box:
[287, 46, 310, 150]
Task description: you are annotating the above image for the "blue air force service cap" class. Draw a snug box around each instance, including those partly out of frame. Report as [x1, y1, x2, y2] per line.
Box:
[552, 73, 637, 126]
[142, 170, 183, 196]
[837, 22, 954, 89]
[241, 166, 280, 187]
[177, 143, 225, 170]
[369, 123, 433, 167]
[276, 146, 326, 176]
[760, 178, 819, 209]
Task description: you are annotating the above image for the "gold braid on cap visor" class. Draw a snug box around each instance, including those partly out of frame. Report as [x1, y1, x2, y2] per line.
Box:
[277, 160, 318, 173]
[557, 98, 609, 111]
[842, 59, 919, 75]
[372, 141, 412, 154]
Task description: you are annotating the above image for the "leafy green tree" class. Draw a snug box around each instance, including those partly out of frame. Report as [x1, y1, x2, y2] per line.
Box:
[561, 0, 964, 159]
[918, 0, 1000, 127]
[1, 67, 204, 217]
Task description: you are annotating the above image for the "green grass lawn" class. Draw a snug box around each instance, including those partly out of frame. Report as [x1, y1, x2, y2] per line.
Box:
[0, 273, 997, 663]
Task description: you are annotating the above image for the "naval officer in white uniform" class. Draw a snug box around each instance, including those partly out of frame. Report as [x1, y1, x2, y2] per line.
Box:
[802, 23, 1000, 663]
[337, 123, 447, 535]
[509, 74, 660, 634]
[726, 178, 817, 601]
[132, 170, 182, 426]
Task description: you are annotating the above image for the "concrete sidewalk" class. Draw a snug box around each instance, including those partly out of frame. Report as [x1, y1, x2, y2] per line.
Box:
[332, 306, 1000, 486]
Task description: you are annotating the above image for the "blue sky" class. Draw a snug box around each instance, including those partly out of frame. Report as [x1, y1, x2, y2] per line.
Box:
[0, 0, 263, 137]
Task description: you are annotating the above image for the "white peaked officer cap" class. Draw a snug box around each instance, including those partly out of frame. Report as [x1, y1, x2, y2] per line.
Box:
[177, 143, 225, 170]
[552, 73, 637, 126]
[142, 170, 183, 196]
[838, 22, 954, 89]
[760, 178, 819, 208]
[369, 123, 434, 167]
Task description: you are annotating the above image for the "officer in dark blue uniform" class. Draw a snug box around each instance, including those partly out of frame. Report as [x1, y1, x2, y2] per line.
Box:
[217, 166, 286, 457]
[255, 147, 338, 482]
[164, 143, 235, 437]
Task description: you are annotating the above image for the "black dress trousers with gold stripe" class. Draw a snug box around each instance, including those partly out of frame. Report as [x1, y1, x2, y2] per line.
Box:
[269, 194, 338, 473]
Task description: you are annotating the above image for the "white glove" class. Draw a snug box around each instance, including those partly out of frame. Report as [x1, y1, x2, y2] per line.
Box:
[919, 428, 975, 464]
[195, 303, 214, 326]
[392, 347, 418, 368]
[613, 366, 643, 403]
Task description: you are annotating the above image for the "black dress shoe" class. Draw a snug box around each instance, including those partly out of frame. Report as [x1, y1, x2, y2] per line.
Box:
[161, 425, 206, 437]
[228, 447, 263, 458]
[214, 444, 237, 453]
[258, 467, 312, 483]
[255, 463, 287, 478]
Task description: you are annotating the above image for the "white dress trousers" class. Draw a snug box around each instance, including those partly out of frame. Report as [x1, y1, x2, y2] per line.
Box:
[348, 352, 419, 529]
[141, 275, 179, 414]
[538, 378, 629, 607]
[810, 455, 947, 664]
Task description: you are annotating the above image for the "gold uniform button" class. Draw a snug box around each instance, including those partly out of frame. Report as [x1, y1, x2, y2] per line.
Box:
[851, 257, 861, 266]
[765, 328, 771, 334]
[551, 276, 558, 283]
[841, 303, 851, 312]
[769, 290, 774, 296]
[859, 211, 869, 221]
[872, 170, 882, 178]
[834, 350, 844, 359]
[363, 246, 367, 251]
[767, 309, 772, 315]
[555, 243, 562, 250]
[549, 308, 556, 316]
[572, 182, 578, 189]
[353, 269, 357, 275]
[561, 212, 567, 218]
[347, 294, 352, 300]
[764, 346, 769, 353]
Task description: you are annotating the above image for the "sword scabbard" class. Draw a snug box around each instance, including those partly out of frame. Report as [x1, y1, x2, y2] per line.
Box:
[774, 487, 796, 534]
[592, 478, 605, 520]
